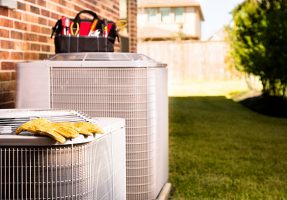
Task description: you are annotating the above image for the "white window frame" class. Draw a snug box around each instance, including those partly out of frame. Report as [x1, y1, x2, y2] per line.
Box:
[174, 7, 184, 23]
[147, 8, 160, 23]
[160, 8, 172, 23]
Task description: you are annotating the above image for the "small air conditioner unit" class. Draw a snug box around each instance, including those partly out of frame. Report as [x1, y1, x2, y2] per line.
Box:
[16, 52, 168, 200]
[0, 109, 126, 200]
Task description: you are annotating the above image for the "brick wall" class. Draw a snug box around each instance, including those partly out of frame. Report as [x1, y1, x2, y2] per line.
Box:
[0, 0, 137, 108]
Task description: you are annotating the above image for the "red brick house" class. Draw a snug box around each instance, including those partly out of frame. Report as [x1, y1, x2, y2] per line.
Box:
[0, 0, 137, 108]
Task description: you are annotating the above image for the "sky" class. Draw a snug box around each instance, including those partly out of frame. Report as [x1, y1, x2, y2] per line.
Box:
[197, 0, 244, 40]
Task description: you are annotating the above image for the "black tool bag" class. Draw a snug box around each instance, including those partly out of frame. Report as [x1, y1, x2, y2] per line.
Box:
[51, 10, 119, 53]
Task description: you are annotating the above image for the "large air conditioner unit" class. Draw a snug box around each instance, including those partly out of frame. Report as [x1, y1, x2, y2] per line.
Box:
[0, 109, 126, 200]
[16, 53, 168, 200]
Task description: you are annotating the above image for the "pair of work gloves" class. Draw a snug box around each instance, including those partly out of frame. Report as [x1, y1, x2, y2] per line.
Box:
[16, 118, 102, 144]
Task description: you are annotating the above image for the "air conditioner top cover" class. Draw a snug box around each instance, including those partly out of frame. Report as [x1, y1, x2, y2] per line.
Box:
[19, 52, 167, 68]
[0, 109, 124, 146]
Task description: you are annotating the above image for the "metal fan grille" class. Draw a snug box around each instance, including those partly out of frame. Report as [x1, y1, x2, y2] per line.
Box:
[51, 67, 157, 199]
[0, 136, 112, 200]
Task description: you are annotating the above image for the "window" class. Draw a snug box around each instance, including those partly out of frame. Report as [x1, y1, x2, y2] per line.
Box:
[160, 8, 172, 23]
[147, 8, 159, 23]
[174, 8, 184, 23]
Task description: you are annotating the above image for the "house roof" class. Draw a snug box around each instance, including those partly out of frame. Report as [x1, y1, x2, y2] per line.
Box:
[138, 0, 204, 20]
[207, 27, 227, 41]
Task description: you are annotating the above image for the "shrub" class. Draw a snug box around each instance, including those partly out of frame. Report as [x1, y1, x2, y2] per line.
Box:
[227, 0, 287, 97]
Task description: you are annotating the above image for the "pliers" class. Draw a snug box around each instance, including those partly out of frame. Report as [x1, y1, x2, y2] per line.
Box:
[70, 21, 80, 36]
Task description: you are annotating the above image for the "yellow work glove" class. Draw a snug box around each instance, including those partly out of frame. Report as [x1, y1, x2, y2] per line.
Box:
[16, 118, 102, 144]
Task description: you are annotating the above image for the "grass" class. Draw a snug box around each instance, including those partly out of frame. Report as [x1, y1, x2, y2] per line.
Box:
[169, 97, 287, 200]
[168, 80, 248, 97]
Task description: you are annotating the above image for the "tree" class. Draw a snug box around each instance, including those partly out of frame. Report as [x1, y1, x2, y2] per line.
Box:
[227, 0, 287, 97]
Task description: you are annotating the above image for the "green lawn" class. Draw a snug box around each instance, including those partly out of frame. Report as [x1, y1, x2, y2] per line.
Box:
[169, 97, 287, 200]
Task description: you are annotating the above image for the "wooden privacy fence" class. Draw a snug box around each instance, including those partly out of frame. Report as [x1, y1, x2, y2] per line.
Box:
[138, 40, 240, 85]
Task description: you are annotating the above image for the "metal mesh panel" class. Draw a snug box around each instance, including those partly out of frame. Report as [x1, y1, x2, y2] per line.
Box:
[51, 67, 157, 200]
[0, 136, 113, 200]
[112, 128, 127, 200]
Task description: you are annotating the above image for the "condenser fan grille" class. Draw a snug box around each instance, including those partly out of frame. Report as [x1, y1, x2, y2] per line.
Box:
[0, 138, 113, 200]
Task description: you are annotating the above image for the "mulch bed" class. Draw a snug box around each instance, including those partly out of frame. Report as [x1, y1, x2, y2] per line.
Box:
[240, 94, 287, 118]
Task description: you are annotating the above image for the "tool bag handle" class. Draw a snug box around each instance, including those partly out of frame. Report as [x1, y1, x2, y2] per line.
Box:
[74, 10, 99, 22]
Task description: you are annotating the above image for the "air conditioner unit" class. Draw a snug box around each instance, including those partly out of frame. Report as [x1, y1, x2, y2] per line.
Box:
[0, 109, 126, 200]
[16, 52, 168, 200]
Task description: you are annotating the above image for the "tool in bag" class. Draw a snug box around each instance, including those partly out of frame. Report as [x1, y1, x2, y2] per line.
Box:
[51, 10, 119, 53]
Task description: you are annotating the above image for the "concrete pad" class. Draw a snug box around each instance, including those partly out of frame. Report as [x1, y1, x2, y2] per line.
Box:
[156, 183, 172, 200]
